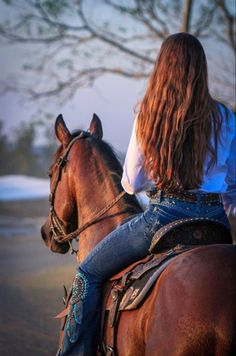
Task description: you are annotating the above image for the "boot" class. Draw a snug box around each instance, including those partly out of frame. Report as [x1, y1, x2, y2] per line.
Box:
[58, 269, 102, 356]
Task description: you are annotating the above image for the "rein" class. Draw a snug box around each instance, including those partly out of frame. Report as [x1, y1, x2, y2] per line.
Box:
[49, 131, 126, 254]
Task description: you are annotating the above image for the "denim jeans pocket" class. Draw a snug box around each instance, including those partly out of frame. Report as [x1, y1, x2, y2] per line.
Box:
[201, 203, 225, 215]
[157, 201, 228, 226]
[157, 205, 189, 221]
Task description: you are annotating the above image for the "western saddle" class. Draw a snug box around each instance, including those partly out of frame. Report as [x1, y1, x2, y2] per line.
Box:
[102, 217, 232, 355]
[56, 217, 232, 356]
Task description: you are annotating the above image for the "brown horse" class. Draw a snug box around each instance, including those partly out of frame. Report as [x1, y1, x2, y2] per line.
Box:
[41, 114, 236, 355]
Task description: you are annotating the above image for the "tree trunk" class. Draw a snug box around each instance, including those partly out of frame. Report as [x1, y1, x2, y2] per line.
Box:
[181, 0, 194, 32]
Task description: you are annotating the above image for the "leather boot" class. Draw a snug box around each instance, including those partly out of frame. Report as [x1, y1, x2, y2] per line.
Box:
[58, 269, 102, 356]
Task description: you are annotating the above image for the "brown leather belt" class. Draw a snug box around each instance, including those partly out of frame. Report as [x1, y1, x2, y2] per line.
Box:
[147, 189, 222, 204]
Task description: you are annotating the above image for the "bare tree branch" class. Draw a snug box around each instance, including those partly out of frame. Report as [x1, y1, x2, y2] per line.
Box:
[215, 0, 236, 55]
[145, 0, 170, 36]
[0, 28, 77, 43]
[193, 3, 217, 37]
[0, 66, 149, 100]
[77, 0, 155, 64]
[104, 0, 170, 37]
[34, 1, 87, 32]
[0, 0, 234, 109]
[134, 0, 167, 38]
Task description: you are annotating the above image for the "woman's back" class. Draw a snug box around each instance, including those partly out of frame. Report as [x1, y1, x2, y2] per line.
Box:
[122, 33, 235, 215]
[132, 33, 235, 193]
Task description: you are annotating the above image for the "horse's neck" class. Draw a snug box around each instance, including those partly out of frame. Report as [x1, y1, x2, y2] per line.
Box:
[74, 146, 139, 262]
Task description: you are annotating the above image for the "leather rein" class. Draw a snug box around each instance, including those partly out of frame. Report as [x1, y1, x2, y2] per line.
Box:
[49, 131, 126, 254]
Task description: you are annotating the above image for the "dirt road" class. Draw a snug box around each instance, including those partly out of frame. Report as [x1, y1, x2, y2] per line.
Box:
[0, 200, 77, 356]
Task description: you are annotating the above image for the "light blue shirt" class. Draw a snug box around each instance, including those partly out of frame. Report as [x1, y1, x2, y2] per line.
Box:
[121, 104, 236, 215]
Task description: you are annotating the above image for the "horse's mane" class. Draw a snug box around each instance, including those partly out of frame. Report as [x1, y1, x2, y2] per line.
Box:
[90, 133, 142, 214]
[50, 130, 142, 214]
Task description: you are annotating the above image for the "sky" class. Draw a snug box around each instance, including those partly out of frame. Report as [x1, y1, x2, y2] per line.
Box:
[0, 0, 235, 153]
[0, 37, 147, 152]
[0, 71, 146, 152]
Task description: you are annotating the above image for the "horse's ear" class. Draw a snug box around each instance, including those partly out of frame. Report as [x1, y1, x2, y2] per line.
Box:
[89, 113, 103, 139]
[55, 114, 72, 147]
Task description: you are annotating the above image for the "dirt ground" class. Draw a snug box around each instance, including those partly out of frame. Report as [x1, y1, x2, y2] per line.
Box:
[0, 200, 77, 356]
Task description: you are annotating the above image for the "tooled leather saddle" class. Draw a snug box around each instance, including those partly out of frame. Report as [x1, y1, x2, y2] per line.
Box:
[101, 217, 232, 355]
[55, 217, 232, 356]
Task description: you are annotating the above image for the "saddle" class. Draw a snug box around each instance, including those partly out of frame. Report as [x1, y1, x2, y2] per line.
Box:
[55, 218, 232, 356]
[102, 218, 232, 355]
[149, 217, 232, 254]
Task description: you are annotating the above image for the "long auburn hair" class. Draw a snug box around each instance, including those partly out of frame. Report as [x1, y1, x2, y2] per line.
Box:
[136, 32, 224, 191]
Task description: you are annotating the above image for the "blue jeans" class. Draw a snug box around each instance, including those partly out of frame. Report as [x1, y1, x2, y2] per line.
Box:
[60, 196, 229, 355]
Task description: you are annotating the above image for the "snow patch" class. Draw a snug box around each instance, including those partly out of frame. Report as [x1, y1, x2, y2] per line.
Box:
[0, 175, 149, 208]
[0, 175, 50, 201]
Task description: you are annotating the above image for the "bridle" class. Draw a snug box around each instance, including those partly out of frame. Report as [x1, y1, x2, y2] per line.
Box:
[49, 130, 126, 254]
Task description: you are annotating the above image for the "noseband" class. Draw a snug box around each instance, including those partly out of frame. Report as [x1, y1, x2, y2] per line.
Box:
[49, 131, 126, 254]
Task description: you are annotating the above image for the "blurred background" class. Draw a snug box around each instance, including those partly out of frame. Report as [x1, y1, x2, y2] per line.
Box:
[0, 1, 235, 355]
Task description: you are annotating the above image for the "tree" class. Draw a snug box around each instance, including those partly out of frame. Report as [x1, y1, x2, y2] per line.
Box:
[39, 125, 57, 176]
[0, 120, 57, 177]
[0, 121, 7, 153]
[0, 0, 235, 108]
[0, 120, 9, 172]
[11, 122, 39, 175]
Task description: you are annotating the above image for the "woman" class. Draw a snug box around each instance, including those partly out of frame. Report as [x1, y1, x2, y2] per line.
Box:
[59, 33, 235, 355]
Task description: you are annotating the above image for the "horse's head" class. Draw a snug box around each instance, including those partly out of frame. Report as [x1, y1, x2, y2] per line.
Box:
[41, 113, 103, 253]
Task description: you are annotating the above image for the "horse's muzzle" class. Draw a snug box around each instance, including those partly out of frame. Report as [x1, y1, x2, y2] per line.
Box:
[41, 224, 70, 254]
